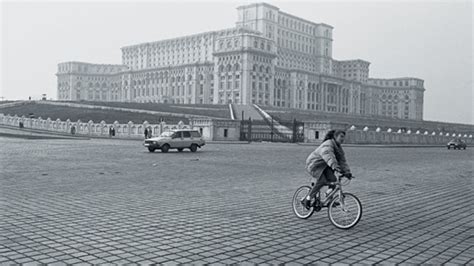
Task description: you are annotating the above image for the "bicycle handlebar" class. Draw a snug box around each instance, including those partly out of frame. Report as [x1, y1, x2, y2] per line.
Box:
[335, 172, 355, 179]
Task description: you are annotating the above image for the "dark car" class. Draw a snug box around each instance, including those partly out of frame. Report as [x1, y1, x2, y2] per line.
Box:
[447, 139, 467, 150]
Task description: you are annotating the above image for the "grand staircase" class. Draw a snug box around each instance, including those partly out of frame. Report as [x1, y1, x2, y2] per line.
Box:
[231, 104, 265, 121]
[231, 104, 295, 142]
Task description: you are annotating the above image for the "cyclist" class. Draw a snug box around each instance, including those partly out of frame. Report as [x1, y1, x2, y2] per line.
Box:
[302, 129, 352, 209]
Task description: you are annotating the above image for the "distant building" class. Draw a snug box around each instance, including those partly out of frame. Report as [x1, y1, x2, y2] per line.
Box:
[57, 2, 424, 120]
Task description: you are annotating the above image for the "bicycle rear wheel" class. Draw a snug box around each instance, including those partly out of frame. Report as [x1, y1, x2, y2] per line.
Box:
[292, 186, 315, 219]
[328, 193, 362, 229]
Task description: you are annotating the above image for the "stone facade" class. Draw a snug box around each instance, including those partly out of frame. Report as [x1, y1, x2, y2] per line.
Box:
[57, 2, 424, 120]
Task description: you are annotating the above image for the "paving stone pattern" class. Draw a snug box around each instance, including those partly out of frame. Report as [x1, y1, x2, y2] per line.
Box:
[1, 137, 473, 264]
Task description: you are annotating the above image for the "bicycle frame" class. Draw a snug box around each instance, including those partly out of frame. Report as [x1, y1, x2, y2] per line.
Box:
[318, 176, 346, 207]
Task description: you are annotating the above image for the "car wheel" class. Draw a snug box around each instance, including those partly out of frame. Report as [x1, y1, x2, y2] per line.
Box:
[148, 147, 155, 152]
[161, 144, 170, 153]
[447, 146, 450, 149]
[190, 144, 198, 152]
[463, 147, 466, 150]
[177, 148, 184, 152]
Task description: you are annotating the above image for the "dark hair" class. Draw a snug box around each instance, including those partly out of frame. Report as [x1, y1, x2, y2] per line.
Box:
[323, 130, 346, 142]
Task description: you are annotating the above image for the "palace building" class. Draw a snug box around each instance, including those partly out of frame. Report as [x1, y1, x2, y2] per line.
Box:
[57, 2, 425, 120]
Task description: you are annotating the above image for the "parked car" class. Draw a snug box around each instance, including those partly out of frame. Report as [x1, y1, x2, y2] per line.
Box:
[446, 139, 467, 150]
[144, 129, 205, 153]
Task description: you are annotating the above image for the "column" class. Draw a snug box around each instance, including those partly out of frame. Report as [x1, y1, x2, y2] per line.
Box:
[191, 65, 198, 104]
[323, 83, 327, 111]
[303, 75, 308, 110]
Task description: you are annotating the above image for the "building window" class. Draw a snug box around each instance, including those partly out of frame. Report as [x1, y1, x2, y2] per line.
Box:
[224, 129, 228, 138]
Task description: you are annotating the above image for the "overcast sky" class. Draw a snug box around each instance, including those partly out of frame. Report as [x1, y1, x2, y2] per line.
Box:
[1, 0, 472, 124]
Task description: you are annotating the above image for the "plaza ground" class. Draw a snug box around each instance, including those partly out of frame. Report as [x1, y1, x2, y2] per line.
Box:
[0, 136, 472, 264]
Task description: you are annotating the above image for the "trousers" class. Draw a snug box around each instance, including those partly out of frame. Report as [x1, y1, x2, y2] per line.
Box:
[308, 166, 337, 198]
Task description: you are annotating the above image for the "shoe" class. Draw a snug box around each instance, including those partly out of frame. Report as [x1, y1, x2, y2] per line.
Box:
[324, 193, 331, 200]
[325, 188, 333, 196]
[301, 198, 311, 210]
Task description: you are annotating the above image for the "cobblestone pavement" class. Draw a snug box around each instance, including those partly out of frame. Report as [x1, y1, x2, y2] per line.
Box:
[1, 137, 473, 264]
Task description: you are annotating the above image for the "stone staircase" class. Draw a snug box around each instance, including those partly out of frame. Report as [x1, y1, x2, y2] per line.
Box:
[231, 104, 265, 121]
[231, 104, 294, 142]
[253, 104, 293, 136]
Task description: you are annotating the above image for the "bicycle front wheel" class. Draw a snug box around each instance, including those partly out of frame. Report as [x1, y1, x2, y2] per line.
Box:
[328, 192, 362, 229]
[292, 186, 314, 219]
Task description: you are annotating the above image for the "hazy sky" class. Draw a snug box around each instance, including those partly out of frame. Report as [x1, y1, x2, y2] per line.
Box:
[1, 0, 472, 124]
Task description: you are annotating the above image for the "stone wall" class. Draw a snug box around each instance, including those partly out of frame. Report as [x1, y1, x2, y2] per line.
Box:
[190, 118, 241, 141]
[344, 130, 474, 145]
[304, 121, 474, 145]
[3, 112, 472, 145]
[0, 113, 191, 139]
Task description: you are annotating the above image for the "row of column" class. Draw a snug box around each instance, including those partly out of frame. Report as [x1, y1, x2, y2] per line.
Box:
[123, 70, 213, 104]
[296, 81, 356, 114]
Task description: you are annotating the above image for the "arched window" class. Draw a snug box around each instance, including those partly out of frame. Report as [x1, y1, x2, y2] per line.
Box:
[234, 64, 240, 71]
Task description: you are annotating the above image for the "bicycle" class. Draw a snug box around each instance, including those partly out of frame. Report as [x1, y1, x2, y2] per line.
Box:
[292, 174, 362, 229]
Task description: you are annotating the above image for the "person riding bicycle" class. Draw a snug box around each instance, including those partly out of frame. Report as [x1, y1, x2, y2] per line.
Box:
[302, 129, 352, 209]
